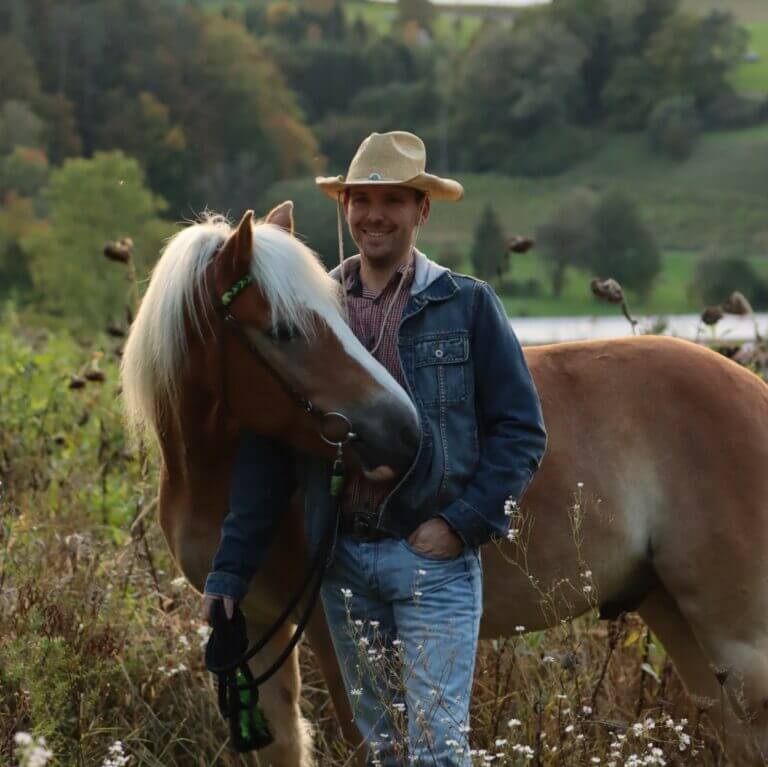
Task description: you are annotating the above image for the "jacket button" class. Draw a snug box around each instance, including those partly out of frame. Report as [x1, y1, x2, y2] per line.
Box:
[435, 349, 444, 358]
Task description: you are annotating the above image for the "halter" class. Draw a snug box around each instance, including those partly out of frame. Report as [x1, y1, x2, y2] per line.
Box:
[215, 270, 357, 452]
[206, 268, 349, 752]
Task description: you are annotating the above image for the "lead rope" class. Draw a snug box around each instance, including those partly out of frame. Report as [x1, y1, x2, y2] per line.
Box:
[337, 193, 349, 322]
[205, 448, 345, 753]
[368, 195, 427, 356]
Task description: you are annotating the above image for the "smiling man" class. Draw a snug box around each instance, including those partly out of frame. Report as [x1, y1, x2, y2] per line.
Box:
[204, 132, 547, 765]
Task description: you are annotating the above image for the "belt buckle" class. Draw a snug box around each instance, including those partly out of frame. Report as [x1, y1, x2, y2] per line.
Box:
[352, 513, 374, 540]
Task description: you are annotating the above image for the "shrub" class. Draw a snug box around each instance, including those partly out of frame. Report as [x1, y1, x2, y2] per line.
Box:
[587, 193, 661, 301]
[647, 96, 700, 160]
[690, 255, 768, 309]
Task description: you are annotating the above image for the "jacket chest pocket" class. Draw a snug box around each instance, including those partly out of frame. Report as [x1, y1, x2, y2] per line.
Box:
[414, 333, 469, 408]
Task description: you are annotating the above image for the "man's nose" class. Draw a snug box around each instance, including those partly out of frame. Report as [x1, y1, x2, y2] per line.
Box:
[365, 205, 385, 224]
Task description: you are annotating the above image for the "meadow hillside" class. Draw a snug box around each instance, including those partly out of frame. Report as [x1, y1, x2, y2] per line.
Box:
[267, 124, 768, 316]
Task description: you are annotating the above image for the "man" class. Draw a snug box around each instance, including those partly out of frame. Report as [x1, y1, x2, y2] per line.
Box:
[204, 131, 547, 765]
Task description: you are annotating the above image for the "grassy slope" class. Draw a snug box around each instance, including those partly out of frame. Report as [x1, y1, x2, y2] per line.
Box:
[732, 22, 768, 95]
[414, 126, 768, 316]
[422, 127, 768, 255]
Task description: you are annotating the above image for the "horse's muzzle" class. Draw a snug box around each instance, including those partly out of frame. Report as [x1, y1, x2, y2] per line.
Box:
[349, 395, 420, 479]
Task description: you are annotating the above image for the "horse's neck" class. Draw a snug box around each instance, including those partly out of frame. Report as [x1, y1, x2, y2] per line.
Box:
[157, 384, 238, 544]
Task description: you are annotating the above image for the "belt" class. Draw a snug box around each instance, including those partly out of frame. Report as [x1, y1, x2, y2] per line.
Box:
[338, 512, 394, 542]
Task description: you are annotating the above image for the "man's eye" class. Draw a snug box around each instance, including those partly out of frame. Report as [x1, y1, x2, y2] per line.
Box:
[271, 323, 296, 342]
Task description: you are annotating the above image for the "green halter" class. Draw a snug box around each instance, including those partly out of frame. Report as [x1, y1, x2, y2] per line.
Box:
[220, 274, 254, 307]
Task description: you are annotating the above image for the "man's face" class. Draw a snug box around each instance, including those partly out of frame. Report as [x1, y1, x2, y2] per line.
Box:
[345, 185, 429, 264]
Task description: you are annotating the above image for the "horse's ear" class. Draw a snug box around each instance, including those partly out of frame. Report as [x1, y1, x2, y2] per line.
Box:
[227, 209, 254, 271]
[265, 200, 294, 235]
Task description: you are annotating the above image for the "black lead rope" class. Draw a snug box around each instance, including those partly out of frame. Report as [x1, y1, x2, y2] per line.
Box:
[205, 456, 345, 753]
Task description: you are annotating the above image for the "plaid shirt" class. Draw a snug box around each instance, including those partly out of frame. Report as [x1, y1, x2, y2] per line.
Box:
[341, 256, 415, 520]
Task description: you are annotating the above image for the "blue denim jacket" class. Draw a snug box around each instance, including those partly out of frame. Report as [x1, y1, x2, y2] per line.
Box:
[204, 251, 547, 600]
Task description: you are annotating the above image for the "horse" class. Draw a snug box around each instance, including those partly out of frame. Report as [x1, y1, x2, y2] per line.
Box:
[120, 203, 420, 766]
[122, 203, 768, 766]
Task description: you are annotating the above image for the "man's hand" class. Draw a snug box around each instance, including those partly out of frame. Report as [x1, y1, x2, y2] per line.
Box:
[202, 593, 235, 624]
[407, 517, 464, 559]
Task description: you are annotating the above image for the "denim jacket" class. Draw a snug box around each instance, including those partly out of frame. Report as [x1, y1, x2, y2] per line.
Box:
[204, 250, 547, 601]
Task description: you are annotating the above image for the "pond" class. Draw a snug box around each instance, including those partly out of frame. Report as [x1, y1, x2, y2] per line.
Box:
[510, 313, 768, 345]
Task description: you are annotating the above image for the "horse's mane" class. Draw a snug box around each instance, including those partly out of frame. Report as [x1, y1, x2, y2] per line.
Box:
[120, 213, 340, 445]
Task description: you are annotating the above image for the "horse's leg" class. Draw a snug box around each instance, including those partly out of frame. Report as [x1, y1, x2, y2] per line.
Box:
[638, 585, 765, 766]
[241, 618, 314, 767]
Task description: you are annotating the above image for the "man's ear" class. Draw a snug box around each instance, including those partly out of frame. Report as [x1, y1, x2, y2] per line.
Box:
[265, 200, 294, 235]
[226, 209, 254, 272]
[419, 196, 431, 226]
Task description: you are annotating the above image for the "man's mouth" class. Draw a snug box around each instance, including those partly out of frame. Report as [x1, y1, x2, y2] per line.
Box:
[363, 230, 394, 240]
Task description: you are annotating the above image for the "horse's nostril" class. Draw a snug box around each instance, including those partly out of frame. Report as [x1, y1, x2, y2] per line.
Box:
[400, 425, 419, 452]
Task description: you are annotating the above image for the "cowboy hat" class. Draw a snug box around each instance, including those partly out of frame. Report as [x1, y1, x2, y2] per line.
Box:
[315, 131, 464, 202]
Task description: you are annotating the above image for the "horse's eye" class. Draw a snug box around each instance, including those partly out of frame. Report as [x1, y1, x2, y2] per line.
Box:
[272, 322, 296, 342]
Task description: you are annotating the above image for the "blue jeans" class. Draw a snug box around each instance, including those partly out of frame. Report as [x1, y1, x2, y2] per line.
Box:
[321, 535, 483, 766]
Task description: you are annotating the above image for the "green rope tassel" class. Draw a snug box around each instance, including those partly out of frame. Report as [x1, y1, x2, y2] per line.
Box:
[330, 458, 345, 497]
[234, 668, 272, 749]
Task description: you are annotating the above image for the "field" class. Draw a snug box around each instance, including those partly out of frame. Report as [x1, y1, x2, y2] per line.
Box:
[1, 313, 741, 766]
[733, 22, 768, 95]
[269, 125, 768, 317]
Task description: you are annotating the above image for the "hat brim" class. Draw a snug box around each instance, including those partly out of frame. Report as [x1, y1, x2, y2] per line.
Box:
[315, 171, 464, 202]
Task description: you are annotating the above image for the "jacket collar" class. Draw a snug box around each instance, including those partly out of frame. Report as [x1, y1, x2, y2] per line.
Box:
[329, 249, 458, 302]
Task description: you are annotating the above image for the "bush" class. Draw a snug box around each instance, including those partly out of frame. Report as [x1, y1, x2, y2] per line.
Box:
[647, 96, 700, 161]
[587, 193, 661, 300]
[536, 187, 599, 298]
[690, 255, 768, 309]
[470, 204, 507, 282]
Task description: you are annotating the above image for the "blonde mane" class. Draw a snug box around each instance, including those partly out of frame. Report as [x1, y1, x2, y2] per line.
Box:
[120, 214, 340, 444]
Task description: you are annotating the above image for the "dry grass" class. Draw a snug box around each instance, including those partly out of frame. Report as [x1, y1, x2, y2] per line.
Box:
[0, 310, 733, 766]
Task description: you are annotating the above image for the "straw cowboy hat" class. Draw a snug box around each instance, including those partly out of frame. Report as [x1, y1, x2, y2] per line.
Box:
[315, 131, 464, 202]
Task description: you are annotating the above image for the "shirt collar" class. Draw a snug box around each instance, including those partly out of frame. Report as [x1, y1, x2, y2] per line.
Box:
[344, 254, 415, 297]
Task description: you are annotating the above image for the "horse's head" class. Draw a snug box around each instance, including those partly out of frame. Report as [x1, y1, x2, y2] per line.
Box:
[121, 203, 419, 479]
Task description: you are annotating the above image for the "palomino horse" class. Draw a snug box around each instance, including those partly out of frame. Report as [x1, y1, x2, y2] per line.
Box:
[120, 204, 419, 765]
[124, 205, 768, 766]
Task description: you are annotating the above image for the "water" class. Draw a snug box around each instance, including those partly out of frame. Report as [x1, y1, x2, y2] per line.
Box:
[510, 313, 768, 346]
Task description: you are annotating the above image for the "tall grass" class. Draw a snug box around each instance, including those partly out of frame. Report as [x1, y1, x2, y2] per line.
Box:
[0, 308, 732, 765]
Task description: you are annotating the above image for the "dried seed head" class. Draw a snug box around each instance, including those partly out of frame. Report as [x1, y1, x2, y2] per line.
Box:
[508, 235, 535, 253]
[590, 277, 624, 304]
[52, 434, 67, 447]
[711, 665, 729, 685]
[701, 305, 724, 326]
[84, 369, 106, 383]
[722, 291, 752, 316]
[103, 237, 133, 264]
[68, 375, 87, 390]
[106, 324, 126, 338]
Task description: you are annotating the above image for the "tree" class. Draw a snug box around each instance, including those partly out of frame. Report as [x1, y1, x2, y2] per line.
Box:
[647, 96, 699, 160]
[94, 91, 191, 215]
[452, 19, 588, 173]
[536, 188, 598, 297]
[0, 146, 49, 198]
[587, 193, 660, 300]
[397, 0, 435, 31]
[470, 204, 507, 282]
[0, 100, 45, 153]
[690, 256, 768, 309]
[0, 193, 41, 300]
[20, 152, 171, 329]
